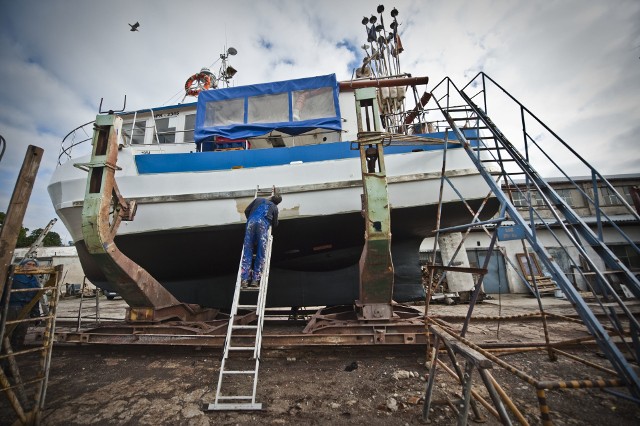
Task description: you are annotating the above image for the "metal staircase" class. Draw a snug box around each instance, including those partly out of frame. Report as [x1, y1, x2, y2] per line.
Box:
[207, 189, 275, 411]
[428, 72, 640, 400]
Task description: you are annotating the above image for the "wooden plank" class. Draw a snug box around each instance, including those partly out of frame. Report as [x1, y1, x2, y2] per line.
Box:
[0, 145, 43, 295]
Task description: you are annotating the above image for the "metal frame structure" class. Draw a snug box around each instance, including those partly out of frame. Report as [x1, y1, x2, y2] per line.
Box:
[425, 317, 631, 425]
[417, 71, 640, 422]
[1, 265, 63, 425]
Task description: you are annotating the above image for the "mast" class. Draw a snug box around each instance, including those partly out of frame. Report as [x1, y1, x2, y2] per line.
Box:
[356, 5, 419, 135]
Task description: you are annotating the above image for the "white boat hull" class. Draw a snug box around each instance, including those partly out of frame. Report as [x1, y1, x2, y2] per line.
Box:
[49, 143, 496, 308]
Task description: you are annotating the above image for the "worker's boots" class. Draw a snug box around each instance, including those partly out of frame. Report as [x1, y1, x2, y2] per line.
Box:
[241, 280, 250, 289]
[249, 280, 260, 288]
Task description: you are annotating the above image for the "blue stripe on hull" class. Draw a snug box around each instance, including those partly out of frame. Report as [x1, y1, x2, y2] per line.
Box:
[134, 132, 473, 174]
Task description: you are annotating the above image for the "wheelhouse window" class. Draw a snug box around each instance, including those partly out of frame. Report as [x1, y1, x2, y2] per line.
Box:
[184, 113, 196, 144]
[292, 87, 336, 121]
[123, 120, 146, 145]
[248, 93, 289, 123]
[204, 98, 244, 127]
[155, 117, 176, 144]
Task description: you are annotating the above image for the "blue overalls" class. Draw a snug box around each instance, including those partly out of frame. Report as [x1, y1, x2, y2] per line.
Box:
[240, 201, 272, 283]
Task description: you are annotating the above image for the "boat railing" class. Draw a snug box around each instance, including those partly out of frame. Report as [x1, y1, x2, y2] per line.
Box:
[60, 110, 200, 165]
[120, 124, 195, 147]
[58, 120, 95, 165]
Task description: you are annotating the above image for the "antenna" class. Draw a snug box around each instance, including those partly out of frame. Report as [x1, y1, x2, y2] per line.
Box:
[217, 46, 239, 88]
[99, 95, 127, 114]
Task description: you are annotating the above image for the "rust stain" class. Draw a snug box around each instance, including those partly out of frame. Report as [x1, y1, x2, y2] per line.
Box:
[280, 206, 300, 217]
[235, 198, 253, 214]
[235, 199, 300, 218]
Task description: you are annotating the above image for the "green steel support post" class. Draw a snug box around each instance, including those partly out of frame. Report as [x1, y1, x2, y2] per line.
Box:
[354, 88, 394, 320]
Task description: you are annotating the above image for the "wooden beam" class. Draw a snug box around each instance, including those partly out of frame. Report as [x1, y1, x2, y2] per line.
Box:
[0, 145, 43, 295]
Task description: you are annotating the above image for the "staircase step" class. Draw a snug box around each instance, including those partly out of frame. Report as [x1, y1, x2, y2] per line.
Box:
[446, 108, 474, 113]
[490, 171, 526, 176]
[456, 126, 490, 130]
[472, 144, 505, 149]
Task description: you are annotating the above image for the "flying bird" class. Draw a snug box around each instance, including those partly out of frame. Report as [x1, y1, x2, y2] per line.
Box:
[129, 22, 140, 32]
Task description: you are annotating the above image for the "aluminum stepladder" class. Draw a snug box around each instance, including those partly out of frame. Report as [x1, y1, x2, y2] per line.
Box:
[207, 187, 275, 410]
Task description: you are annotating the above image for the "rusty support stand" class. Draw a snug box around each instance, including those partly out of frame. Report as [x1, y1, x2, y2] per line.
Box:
[78, 114, 216, 323]
[428, 317, 632, 423]
[423, 324, 514, 425]
[302, 304, 426, 344]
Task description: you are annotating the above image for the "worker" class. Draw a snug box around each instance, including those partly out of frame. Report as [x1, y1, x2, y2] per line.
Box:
[241, 194, 282, 288]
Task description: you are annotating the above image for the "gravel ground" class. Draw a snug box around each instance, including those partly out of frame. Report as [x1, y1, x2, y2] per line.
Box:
[2, 294, 639, 425]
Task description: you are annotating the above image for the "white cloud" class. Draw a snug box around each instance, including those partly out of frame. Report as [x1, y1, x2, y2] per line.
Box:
[1, 0, 639, 243]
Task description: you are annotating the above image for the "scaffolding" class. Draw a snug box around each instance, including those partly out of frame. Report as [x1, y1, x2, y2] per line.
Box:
[1, 264, 63, 425]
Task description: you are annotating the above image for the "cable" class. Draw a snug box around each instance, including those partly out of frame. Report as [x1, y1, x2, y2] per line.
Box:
[0, 134, 6, 163]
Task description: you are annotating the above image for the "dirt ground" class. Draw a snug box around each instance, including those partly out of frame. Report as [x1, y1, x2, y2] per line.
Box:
[2, 295, 640, 425]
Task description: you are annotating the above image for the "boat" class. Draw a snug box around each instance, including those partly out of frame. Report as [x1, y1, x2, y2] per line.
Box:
[48, 6, 497, 310]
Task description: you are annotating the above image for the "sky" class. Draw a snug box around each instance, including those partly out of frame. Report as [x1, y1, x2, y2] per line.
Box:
[1, 0, 639, 245]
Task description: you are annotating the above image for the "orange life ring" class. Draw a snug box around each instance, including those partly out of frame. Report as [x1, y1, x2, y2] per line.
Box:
[184, 72, 212, 96]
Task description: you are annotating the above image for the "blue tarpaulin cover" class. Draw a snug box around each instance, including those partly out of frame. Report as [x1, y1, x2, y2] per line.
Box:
[195, 74, 342, 142]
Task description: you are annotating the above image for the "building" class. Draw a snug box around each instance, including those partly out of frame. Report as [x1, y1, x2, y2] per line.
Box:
[12, 246, 91, 291]
[420, 173, 640, 294]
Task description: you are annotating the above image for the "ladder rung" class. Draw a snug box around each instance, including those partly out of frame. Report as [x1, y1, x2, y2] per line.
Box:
[451, 117, 478, 121]
[446, 108, 474, 113]
[222, 370, 257, 375]
[237, 305, 257, 309]
[216, 395, 255, 400]
[232, 325, 258, 329]
[228, 346, 255, 351]
[207, 402, 262, 411]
